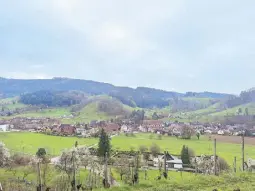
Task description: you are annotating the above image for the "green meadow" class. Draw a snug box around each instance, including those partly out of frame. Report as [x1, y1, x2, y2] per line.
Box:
[1, 132, 255, 169]
[0, 132, 97, 155]
[104, 171, 255, 191]
[111, 134, 255, 168]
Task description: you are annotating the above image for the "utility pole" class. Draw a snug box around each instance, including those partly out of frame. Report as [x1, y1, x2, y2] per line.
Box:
[72, 151, 77, 191]
[104, 152, 109, 188]
[234, 156, 237, 173]
[242, 134, 245, 171]
[164, 151, 167, 176]
[214, 139, 217, 176]
[37, 162, 42, 191]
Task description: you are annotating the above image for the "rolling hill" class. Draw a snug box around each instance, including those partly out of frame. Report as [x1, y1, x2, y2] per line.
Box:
[0, 77, 231, 108]
[2, 77, 255, 125]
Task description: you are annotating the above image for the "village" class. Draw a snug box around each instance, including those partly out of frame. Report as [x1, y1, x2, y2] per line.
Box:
[1, 117, 255, 137]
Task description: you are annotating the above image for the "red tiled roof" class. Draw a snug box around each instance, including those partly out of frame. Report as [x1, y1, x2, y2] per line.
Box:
[143, 120, 163, 125]
[102, 123, 120, 132]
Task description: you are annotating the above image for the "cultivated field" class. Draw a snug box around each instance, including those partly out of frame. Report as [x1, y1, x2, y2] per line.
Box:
[211, 134, 255, 145]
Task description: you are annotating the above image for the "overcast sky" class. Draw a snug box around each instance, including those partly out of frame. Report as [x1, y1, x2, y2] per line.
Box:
[0, 0, 255, 93]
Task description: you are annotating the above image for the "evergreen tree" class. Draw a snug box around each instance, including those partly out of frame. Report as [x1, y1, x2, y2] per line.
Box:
[181, 145, 190, 165]
[36, 148, 46, 159]
[75, 141, 78, 148]
[152, 112, 159, 120]
[98, 129, 111, 157]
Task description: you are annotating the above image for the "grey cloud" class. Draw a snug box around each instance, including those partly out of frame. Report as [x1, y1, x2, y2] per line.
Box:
[0, 0, 255, 93]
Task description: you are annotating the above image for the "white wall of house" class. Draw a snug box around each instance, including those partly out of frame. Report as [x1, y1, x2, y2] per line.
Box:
[0, 124, 9, 132]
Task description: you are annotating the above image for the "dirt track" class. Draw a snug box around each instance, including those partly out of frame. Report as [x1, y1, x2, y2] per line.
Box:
[209, 135, 255, 145]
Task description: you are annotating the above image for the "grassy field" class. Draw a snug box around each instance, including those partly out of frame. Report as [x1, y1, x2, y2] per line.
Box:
[16, 108, 72, 118]
[211, 102, 255, 116]
[0, 166, 89, 190]
[0, 108, 72, 120]
[62, 102, 111, 123]
[0, 132, 97, 155]
[106, 171, 255, 191]
[111, 134, 255, 168]
[1, 132, 254, 167]
[1, 132, 255, 190]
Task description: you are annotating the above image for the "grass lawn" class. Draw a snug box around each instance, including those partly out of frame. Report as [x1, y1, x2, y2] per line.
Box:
[111, 134, 255, 168]
[0, 132, 98, 155]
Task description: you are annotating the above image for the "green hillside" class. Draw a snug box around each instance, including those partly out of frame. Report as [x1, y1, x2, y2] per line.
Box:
[211, 102, 255, 116]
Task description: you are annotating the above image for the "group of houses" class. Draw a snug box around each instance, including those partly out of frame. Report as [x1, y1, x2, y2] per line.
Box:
[1, 116, 255, 138]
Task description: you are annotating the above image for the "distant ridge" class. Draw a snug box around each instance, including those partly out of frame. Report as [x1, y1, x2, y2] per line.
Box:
[0, 77, 232, 108]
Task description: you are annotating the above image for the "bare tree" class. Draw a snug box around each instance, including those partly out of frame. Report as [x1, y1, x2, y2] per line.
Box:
[0, 142, 10, 167]
[115, 155, 130, 181]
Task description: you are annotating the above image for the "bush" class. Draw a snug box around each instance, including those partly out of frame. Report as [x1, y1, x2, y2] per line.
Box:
[150, 143, 160, 157]
[180, 126, 194, 139]
[139, 145, 148, 153]
[157, 134, 162, 140]
[187, 147, 195, 157]
[11, 153, 32, 166]
[218, 157, 230, 172]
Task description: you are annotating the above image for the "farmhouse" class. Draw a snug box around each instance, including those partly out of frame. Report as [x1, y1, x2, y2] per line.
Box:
[0, 124, 10, 132]
[58, 124, 76, 135]
[101, 123, 120, 133]
[142, 120, 164, 132]
[153, 153, 183, 170]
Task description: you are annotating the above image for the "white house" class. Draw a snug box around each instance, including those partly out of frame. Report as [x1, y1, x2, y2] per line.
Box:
[76, 128, 87, 136]
[138, 125, 147, 132]
[153, 153, 183, 170]
[0, 124, 10, 132]
[204, 130, 212, 134]
[217, 130, 225, 135]
[121, 125, 129, 133]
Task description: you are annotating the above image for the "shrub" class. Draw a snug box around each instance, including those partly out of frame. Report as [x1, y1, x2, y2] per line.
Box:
[218, 157, 230, 172]
[180, 126, 194, 139]
[157, 134, 162, 140]
[11, 153, 32, 166]
[139, 145, 148, 153]
[150, 143, 160, 157]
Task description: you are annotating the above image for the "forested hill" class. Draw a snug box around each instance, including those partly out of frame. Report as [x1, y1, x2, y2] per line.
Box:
[0, 77, 231, 108]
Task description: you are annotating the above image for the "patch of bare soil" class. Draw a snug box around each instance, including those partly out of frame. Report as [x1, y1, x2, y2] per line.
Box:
[208, 135, 255, 145]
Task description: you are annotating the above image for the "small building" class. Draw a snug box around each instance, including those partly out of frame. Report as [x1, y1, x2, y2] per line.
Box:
[76, 128, 87, 136]
[0, 124, 10, 132]
[217, 130, 225, 135]
[120, 125, 129, 133]
[153, 153, 183, 170]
